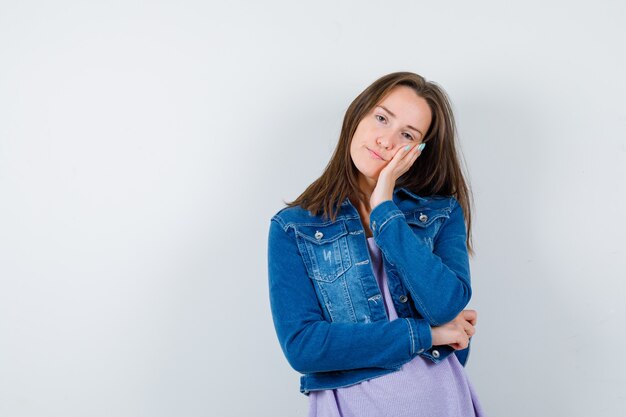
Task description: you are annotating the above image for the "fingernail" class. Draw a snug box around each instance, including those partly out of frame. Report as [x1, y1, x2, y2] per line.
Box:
[404, 145, 411, 151]
[418, 143, 426, 151]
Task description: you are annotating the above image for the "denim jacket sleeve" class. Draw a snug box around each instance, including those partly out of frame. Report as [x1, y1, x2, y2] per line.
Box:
[369, 198, 471, 326]
[268, 216, 433, 374]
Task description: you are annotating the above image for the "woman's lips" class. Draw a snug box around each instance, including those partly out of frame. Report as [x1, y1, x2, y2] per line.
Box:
[367, 148, 385, 161]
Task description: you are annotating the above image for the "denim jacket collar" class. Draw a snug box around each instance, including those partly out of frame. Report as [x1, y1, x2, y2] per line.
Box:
[340, 187, 427, 208]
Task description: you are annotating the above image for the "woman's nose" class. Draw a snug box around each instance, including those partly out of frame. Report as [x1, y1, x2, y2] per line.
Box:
[377, 135, 395, 149]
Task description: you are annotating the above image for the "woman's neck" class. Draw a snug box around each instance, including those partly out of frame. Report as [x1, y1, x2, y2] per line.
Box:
[351, 195, 374, 238]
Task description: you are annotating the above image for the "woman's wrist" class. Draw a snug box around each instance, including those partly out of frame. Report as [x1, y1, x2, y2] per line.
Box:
[369, 179, 394, 209]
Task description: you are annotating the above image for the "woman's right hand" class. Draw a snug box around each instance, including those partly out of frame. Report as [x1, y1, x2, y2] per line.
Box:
[430, 309, 477, 350]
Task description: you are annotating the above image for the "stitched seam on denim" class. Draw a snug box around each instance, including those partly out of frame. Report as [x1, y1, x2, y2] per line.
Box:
[303, 235, 353, 281]
[276, 205, 454, 229]
[316, 282, 336, 321]
[415, 319, 424, 352]
[433, 198, 461, 244]
[278, 216, 361, 229]
[406, 214, 448, 228]
[396, 188, 427, 203]
[377, 211, 404, 233]
[275, 195, 454, 229]
[377, 224, 438, 325]
[340, 275, 357, 322]
[297, 230, 348, 243]
[404, 318, 415, 355]
[295, 222, 348, 243]
[301, 368, 399, 393]
[398, 260, 438, 325]
[403, 203, 453, 217]
[448, 196, 457, 211]
[271, 216, 288, 231]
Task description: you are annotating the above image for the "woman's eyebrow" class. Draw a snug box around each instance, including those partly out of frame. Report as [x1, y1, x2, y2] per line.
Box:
[377, 105, 423, 136]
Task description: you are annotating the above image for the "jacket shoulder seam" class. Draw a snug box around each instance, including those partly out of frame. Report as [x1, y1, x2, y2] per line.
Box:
[270, 214, 288, 231]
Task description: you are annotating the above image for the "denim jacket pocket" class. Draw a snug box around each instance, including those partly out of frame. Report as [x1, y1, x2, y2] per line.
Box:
[295, 222, 353, 283]
[295, 221, 357, 322]
[406, 208, 450, 250]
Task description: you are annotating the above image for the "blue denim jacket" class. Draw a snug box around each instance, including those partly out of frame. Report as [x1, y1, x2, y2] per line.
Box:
[267, 187, 472, 395]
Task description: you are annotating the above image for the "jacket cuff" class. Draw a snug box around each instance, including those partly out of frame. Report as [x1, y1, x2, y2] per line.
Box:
[404, 318, 433, 355]
[370, 200, 404, 237]
[419, 344, 456, 363]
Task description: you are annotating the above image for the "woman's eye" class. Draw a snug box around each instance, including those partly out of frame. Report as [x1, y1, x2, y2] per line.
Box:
[403, 132, 414, 140]
[375, 115, 386, 123]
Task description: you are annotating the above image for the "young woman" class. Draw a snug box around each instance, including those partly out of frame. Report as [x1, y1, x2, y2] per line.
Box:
[267, 72, 485, 416]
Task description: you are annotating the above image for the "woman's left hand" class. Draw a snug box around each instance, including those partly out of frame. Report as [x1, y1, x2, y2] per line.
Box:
[370, 143, 424, 209]
[448, 309, 477, 350]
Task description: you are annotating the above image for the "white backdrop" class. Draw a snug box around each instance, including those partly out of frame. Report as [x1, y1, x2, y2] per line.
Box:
[1, 1, 625, 416]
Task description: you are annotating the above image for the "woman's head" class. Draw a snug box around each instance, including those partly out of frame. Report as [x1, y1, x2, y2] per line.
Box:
[349, 84, 432, 193]
[341, 72, 465, 201]
[286, 71, 474, 254]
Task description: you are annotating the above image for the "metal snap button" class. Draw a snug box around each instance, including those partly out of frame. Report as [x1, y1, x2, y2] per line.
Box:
[399, 295, 408, 303]
[314, 231, 323, 240]
[432, 349, 440, 358]
[419, 213, 428, 222]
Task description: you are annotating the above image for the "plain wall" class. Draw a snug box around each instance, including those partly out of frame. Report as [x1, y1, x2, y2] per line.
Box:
[1, 0, 625, 416]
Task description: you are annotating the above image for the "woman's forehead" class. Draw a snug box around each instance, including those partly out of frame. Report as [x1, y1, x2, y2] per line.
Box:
[376, 87, 432, 126]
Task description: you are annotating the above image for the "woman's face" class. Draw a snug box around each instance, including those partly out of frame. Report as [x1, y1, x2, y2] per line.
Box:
[350, 85, 432, 191]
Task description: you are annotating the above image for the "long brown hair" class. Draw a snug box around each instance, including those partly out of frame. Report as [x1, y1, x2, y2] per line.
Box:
[286, 72, 474, 256]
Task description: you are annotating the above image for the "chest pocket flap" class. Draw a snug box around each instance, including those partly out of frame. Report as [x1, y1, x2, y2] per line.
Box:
[405, 208, 451, 249]
[405, 208, 450, 228]
[295, 222, 352, 282]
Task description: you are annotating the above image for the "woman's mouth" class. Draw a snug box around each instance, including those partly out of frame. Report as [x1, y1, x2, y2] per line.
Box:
[367, 148, 385, 161]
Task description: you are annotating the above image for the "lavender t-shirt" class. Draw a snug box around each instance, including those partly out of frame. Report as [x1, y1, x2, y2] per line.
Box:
[308, 237, 486, 417]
